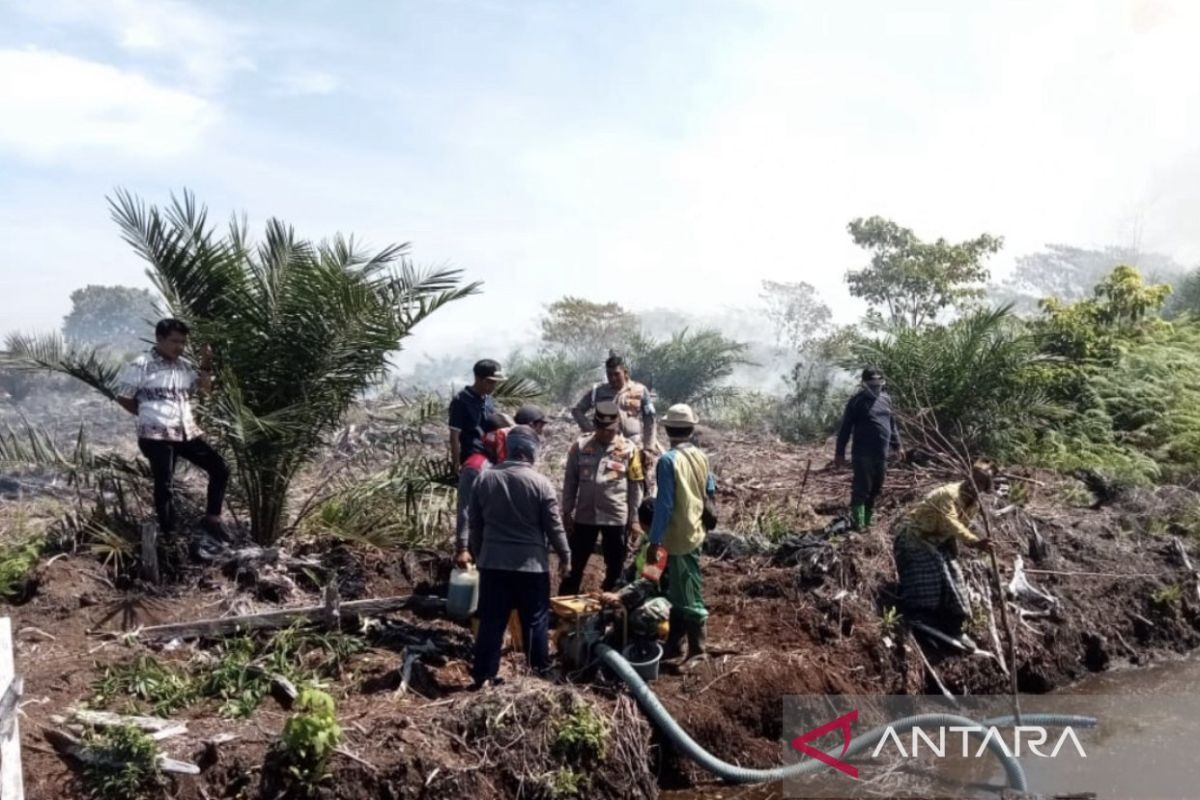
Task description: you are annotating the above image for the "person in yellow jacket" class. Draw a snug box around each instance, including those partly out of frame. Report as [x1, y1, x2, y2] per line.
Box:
[893, 461, 995, 640]
[646, 403, 716, 661]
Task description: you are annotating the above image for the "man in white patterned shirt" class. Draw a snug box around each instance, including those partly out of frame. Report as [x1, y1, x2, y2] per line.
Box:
[116, 318, 229, 546]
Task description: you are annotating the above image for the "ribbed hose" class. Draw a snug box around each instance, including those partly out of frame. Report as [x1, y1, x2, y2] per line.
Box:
[597, 643, 1097, 791]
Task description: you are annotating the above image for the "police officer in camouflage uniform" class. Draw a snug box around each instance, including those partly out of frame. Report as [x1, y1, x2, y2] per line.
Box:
[559, 400, 645, 594]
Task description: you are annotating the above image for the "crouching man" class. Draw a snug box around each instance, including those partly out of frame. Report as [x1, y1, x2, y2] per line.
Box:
[893, 460, 996, 645]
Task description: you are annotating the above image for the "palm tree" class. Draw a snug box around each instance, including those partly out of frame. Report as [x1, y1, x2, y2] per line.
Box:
[6, 190, 479, 544]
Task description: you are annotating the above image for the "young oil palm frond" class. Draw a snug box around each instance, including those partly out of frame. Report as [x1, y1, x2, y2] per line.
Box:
[307, 456, 456, 548]
[850, 306, 1063, 454]
[1, 332, 124, 400]
[491, 376, 546, 405]
[107, 189, 479, 544]
[109, 189, 247, 322]
[626, 328, 753, 407]
[0, 422, 149, 483]
[507, 352, 597, 406]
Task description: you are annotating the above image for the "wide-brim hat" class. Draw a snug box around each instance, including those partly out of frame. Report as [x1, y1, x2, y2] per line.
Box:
[662, 403, 699, 427]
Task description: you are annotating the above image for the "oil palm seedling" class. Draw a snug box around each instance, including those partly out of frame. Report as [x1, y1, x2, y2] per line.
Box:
[3, 190, 479, 544]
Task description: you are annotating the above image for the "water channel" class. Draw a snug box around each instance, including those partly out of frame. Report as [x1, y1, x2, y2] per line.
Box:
[662, 654, 1200, 799]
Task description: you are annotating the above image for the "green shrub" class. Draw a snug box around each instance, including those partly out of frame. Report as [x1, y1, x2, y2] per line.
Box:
[277, 686, 342, 787]
[551, 701, 609, 766]
[0, 533, 43, 600]
[80, 725, 163, 800]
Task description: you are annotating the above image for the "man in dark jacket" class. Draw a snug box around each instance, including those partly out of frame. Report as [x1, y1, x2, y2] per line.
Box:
[835, 367, 901, 530]
[448, 359, 504, 469]
[467, 425, 571, 689]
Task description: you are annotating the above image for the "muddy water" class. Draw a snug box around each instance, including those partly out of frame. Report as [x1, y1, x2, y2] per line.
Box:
[1021, 654, 1200, 800]
[662, 655, 1200, 800]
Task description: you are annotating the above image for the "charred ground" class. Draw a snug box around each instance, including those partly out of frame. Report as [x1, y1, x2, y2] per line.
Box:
[3, 401, 1200, 799]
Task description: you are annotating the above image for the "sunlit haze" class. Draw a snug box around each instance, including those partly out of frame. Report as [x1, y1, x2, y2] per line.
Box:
[3, 0, 1199, 368]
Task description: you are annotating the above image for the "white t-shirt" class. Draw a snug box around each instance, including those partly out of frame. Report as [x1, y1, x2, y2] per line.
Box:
[116, 348, 202, 442]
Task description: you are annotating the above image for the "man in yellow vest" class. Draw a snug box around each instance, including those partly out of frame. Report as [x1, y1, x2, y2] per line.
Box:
[646, 403, 716, 661]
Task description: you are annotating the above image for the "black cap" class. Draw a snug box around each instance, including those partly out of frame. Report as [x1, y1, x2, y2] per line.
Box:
[862, 367, 884, 381]
[514, 404, 546, 426]
[473, 359, 506, 381]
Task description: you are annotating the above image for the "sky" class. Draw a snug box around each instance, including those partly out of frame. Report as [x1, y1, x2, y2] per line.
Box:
[3, 0, 1200, 368]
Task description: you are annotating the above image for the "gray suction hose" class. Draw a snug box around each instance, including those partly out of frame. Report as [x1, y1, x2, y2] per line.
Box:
[597, 643, 1096, 791]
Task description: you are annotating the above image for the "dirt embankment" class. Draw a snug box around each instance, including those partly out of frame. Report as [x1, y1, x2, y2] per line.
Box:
[4, 421, 1200, 799]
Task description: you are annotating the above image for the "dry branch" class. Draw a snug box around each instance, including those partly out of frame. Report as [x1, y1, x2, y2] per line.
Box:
[127, 593, 442, 641]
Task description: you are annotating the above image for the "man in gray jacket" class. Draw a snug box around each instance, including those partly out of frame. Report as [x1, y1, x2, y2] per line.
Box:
[467, 425, 571, 689]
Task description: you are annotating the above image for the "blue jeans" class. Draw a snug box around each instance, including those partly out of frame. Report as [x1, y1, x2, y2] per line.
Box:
[472, 569, 551, 683]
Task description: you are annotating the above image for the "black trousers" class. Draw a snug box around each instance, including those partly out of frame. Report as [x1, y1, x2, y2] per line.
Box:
[851, 455, 887, 510]
[472, 568, 550, 683]
[558, 523, 626, 595]
[138, 437, 229, 534]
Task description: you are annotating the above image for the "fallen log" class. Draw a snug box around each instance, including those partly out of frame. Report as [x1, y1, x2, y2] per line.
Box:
[61, 709, 186, 741]
[128, 594, 443, 641]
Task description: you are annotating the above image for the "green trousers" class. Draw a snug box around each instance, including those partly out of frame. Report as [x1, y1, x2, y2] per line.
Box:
[666, 548, 707, 624]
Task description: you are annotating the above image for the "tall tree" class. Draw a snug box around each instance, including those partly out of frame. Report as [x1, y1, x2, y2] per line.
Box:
[62, 285, 157, 351]
[995, 243, 1185, 312]
[539, 296, 638, 362]
[846, 216, 1003, 327]
[759, 280, 832, 351]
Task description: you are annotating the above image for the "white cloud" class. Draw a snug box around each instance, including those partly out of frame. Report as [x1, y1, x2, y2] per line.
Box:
[276, 70, 339, 97]
[0, 48, 217, 160]
[15, 0, 253, 92]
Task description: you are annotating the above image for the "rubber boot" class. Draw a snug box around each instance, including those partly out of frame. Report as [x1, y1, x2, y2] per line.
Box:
[664, 610, 686, 660]
[685, 618, 707, 660]
[863, 506, 875, 529]
[850, 504, 866, 531]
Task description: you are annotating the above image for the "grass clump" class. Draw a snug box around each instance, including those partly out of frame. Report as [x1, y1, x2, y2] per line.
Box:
[544, 767, 585, 799]
[92, 626, 364, 718]
[1151, 584, 1182, 606]
[92, 655, 195, 715]
[80, 724, 163, 799]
